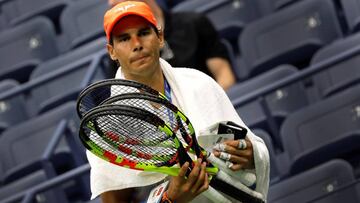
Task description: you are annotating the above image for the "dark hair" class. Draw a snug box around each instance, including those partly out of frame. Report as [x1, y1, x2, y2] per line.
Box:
[109, 24, 160, 45]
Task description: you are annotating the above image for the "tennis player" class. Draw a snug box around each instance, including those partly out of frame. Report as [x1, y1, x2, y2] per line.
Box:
[86, 1, 269, 202]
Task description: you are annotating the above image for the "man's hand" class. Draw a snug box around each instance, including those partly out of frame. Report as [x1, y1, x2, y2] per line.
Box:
[213, 138, 255, 171]
[166, 159, 209, 203]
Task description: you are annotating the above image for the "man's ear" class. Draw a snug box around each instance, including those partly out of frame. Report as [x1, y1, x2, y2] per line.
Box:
[106, 43, 117, 61]
[158, 29, 165, 49]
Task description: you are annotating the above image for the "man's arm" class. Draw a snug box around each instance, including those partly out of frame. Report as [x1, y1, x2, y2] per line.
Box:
[193, 13, 236, 91]
[207, 57, 236, 91]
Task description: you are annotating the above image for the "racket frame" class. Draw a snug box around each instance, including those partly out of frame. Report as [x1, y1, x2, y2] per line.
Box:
[80, 104, 218, 176]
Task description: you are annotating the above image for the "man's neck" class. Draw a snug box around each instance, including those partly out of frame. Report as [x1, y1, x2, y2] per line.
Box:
[124, 69, 164, 94]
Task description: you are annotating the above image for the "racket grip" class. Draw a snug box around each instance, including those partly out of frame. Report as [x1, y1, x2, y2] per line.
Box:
[207, 152, 256, 187]
[210, 170, 265, 203]
[177, 144, 195, 177]
[202, 186, 232, 203]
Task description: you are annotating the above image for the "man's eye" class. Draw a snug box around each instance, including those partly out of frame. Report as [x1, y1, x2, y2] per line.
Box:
[139, 30, 150, 36]
[119, 36, 130, 42]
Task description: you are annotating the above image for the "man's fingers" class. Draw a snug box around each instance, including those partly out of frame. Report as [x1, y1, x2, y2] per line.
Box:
[228, 163, 244, 171]
[215, 139, 252, 151]
[214, 143, 253, 158]
[187, 159, 202, 186]
[227, 147, 253, 157]
[178, 162, 190, 178]
[213, 143, 227, 151]
[229, 155, 249, 166]
[197, 171, 209, 195]
[219, 152, 231, 161]
[213, 150, 253, 170]
[191, 161, 207, 193]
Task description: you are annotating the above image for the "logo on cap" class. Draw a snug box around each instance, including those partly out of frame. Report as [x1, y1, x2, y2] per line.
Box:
[114, 4, 136, 13]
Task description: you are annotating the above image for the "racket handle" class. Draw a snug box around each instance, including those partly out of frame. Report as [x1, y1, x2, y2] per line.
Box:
[203, 186, 232, 203]
[210, 171, 265, 203]
[207, 152, 256, 187]
[177, 145, 196, 177]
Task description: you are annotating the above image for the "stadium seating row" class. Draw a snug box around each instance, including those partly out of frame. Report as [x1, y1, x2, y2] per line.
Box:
[2, 0, 360, 85]
[0, 0, 360, 202]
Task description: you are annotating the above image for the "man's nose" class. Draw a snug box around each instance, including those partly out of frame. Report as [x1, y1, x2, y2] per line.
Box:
[131, 36, 143, 52]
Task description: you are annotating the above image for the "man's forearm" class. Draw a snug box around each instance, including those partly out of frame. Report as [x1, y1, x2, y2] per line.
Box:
[207, 57, 236, 91]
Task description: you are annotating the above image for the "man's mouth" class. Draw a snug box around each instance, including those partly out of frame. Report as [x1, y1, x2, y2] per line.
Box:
[131, 55, 149, 63]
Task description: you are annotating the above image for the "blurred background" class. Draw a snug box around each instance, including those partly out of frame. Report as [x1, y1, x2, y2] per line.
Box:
[0, 0, 359, 202]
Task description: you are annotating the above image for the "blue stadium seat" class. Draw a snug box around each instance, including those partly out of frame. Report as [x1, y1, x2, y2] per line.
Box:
[240, 0, 343, 77]
[172, 0, 215, 11]
[1, 0, 69, 26]
[310, 32, 360, 99]
[280, 84, 360, 175]
[2, 164, 92, 203]
[268, 159, 360, 203]
[59, 0, 109, 51]
[0, 12, 8, 33]
[86, 198, 101, 203]
[339, 0, 360, 33]
[155, 0, 169, 11]
[173, 0, 272, 20]
[220, 38, 241, 80]
[173, 0, 273, 52]
[0, 80, 29, 133]
[227, 65, 309, 149]
[198, 0, 271, 33]
[27, 37, 108, 116]
[0, 169, 63, 203]
[0, 17, 60, 82]
[232, 55, 251, 80]
[270, 0, 303, 10]
[218, 23, 244, 54]
[0, 102, 82, 185]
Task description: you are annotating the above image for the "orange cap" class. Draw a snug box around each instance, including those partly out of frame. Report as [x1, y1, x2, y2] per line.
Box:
[104, 1, 158, 41]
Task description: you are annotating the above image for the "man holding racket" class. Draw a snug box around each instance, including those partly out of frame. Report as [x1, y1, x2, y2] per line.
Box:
[86, 1, 269, 202]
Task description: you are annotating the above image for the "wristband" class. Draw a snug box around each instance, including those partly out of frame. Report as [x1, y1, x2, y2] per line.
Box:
[161, 191, 173, 203]
[146, 180, 169, 203]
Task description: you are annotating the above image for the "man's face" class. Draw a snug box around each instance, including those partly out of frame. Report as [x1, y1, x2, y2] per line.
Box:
[107, 15, 164, 78]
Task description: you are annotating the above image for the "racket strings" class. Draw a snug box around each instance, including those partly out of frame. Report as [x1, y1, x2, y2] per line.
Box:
[111, 85, 143, 96]
[79, 86, 112, 116]
[79, 84, 146, 117]
[103, 97, 195, 149]
[92, 114, 179, 165]
[98, 113, 167, 145]
[125, 97, 203, 161]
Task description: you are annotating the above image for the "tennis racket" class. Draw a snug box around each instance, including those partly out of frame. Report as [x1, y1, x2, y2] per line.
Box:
[79, 104, 264, 203]
[76, 79, 166, 119]
[77, 79, 256, 183]
[77, 78, 207, 164]
[99, 92, 205, 160]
